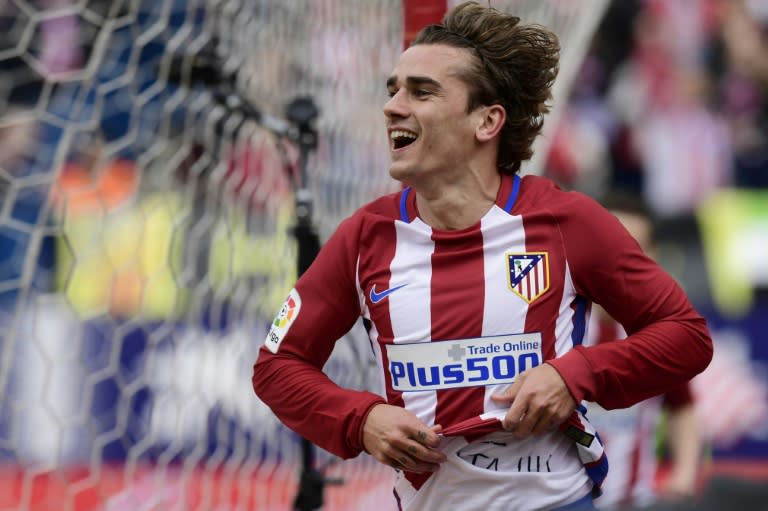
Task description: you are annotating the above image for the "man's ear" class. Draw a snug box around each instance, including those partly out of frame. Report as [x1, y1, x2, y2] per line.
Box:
[475, 104, 506, 142]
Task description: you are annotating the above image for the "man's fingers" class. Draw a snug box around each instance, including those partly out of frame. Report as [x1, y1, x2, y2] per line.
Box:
[502, 389, 529, 431]
[363, 405, 448, 472]
[491, 381, 520, 404]
[409, 427, 442, 449]
[530, 414, 556, 436]
[494, 365, 576, 438]
[511, 407, 543, 438]
[385, 426, 446, 471]
[389, 448, 442, 473]
[508, 401, 559, 438]
[489, 393, 511, 403]
[405, 437, 446, 464]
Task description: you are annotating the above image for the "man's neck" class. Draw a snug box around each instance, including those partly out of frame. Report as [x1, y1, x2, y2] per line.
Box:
[414, 170, 501, 231]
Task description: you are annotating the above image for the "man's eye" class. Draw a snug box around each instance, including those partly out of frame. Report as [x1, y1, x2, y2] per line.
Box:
[387, 89, 397, 98]
[415, 89, 431, 97]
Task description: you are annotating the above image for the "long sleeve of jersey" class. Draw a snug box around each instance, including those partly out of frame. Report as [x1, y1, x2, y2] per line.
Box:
[546, 193, 713, 409]
[252, 214, 386, 459]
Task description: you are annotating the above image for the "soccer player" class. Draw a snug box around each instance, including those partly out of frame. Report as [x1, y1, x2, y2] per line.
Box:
[586, 193, 702, 510]
[252, 3, 713, 510]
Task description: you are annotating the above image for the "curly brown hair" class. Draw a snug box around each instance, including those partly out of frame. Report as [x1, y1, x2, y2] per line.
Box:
[411, 1, 560, 174]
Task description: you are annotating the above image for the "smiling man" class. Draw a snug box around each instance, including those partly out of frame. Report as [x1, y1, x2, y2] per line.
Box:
[252, 3, 713, 510]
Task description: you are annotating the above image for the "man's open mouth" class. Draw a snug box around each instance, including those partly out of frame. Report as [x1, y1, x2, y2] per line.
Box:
[390, 130, 418, 149]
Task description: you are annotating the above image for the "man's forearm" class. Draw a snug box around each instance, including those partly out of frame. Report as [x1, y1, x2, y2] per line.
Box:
[253, 349, 386, 459]
[664, 404, 702, 497]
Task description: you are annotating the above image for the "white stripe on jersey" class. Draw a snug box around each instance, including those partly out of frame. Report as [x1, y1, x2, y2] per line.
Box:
[480, 207, 529, 413]
[391, 219, 437, 427]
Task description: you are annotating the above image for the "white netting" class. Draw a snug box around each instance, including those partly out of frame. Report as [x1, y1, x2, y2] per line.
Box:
[0, 1, 607, 509]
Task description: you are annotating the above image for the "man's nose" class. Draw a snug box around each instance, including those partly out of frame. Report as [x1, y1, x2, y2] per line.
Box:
[383, 89, 409, 119]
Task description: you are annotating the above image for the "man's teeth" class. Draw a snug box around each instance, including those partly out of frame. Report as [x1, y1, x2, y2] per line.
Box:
[390, 130, 417, 140]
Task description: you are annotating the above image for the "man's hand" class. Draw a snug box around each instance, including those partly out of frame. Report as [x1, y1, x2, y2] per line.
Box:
[490, 363, 576, 438]
[363, 404, 446, 473]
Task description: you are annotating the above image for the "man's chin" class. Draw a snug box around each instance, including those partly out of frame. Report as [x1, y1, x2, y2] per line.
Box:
[388, 164, 410, 183]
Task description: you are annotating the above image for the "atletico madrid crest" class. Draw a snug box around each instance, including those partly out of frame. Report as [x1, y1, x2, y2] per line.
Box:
[506, 252, 550, 303]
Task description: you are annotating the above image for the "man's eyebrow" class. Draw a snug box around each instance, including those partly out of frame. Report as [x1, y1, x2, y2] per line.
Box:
[386, 76, 442, 89]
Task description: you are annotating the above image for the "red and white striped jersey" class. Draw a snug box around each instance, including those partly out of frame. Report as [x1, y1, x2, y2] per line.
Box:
[253, 174, 712, 511]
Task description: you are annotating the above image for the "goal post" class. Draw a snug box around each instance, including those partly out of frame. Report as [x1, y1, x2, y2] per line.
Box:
[0, 1, 609, 510]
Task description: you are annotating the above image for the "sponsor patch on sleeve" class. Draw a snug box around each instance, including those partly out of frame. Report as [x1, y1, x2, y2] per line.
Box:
[264, 288, 301, 353]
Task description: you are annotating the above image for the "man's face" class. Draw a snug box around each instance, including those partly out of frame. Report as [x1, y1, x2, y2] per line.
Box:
[383, 44, 481, 185]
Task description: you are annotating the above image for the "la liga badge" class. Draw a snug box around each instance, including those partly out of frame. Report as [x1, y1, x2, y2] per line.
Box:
[265, 288, 302, 353]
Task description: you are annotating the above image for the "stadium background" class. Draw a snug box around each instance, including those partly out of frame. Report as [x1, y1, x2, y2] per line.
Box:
[0, 0, 766, 509]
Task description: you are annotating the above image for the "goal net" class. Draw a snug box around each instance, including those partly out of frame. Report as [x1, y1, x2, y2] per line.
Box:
[0, 1, 607, 510]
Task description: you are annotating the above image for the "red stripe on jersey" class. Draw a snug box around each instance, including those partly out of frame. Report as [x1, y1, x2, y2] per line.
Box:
[526, 273, 532, 300]
[431, 229, 486, 426]
[533, 264, 542, 295]
[520, 213, 562, 361]
[405, 471, 431, 492]
[359, 218, 405, 409]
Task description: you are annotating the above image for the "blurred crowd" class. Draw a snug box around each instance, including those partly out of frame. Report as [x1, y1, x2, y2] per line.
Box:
[542, 0, 768, 319]
[548, 0, 768, 203]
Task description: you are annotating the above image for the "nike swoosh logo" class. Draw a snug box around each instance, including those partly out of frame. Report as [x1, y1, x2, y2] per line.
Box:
[370, 283, 408, 304]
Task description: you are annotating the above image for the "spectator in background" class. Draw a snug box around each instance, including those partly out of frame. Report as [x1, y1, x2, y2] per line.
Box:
[543, 1, 642, 197]
[0, 0, 83, 309]
[586, 192, 703, 511]
[38, 0, 82, 76]
[0, 114, 53, 310]
[545, 0, 732, 211]
[713, 0, 768, 188]
[546, 0, 768, 208]
[50, 135, 142, 317]
[606, 0, 731, 218]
